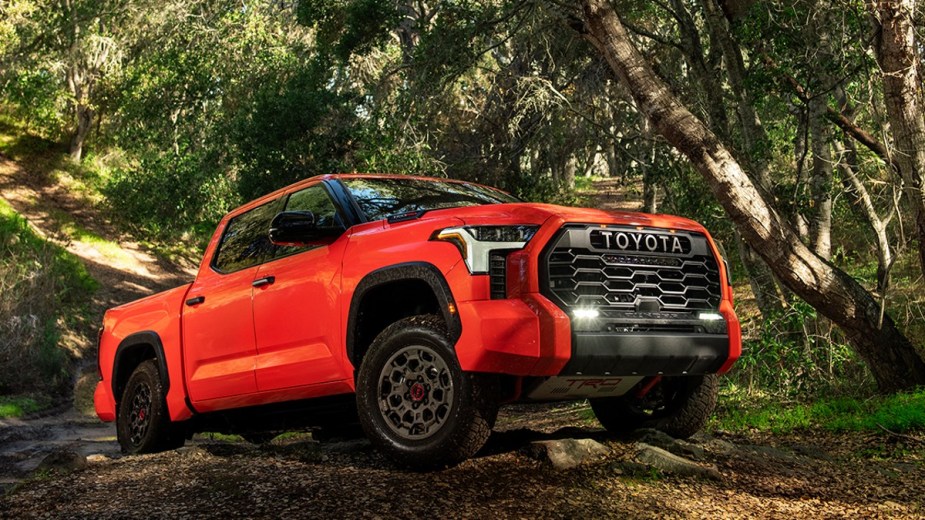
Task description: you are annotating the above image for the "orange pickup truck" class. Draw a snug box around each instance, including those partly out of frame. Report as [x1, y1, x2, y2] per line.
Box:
[94, 174, 740, 468]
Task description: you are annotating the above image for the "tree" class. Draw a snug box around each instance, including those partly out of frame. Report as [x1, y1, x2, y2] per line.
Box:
[870, 0, 925, 280]
[575, 0, 925, 392]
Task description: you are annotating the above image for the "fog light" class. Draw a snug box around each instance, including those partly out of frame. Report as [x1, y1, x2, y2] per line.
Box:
[698, 312, 724, 321]
[573, 308, 600, 319]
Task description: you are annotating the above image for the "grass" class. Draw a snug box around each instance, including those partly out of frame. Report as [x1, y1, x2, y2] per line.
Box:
[0, 197, 97, 398]
[713, 387, 925, 434]
[574, 175, 607, 192]
[0, 394, 54, 418]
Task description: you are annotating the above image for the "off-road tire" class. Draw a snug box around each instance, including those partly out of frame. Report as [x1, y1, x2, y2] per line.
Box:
[590, 374, 718, 439]
[356, 315, 498, 470]
[116, 360, 185, 454]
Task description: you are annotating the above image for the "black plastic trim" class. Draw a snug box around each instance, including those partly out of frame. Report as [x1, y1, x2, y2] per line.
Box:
[328, 179, 368, 224]
[346, 262, 461, 364]
[112, 331, 170, 398]
[559, 332, 730, 376]
[186, 393, 357, 435]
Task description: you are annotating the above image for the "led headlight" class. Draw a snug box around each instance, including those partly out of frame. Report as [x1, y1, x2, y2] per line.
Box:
[431, 225, 539, 273]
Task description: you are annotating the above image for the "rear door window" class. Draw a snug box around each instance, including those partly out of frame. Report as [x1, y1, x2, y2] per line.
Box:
[212, 200, 279, 273]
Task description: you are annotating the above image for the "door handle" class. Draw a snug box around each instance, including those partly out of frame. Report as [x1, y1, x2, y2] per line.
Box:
[252, 276, 276, 288]
[185, 296, 205, 306]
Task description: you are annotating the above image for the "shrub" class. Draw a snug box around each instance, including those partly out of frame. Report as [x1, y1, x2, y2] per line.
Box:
[0, 199, 96, 396]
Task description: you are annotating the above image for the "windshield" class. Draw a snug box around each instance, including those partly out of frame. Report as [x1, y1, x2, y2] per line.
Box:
[341, 177, 520, 221]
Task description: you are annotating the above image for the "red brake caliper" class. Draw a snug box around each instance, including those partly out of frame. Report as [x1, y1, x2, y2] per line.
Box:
[410, 383, 425, 402]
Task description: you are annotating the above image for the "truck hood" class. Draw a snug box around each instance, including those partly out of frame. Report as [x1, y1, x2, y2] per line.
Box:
[440, 203, 709, 234]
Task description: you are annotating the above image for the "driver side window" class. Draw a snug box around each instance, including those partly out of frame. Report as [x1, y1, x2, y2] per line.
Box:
[273, 184, 344, 258]
[285, 184, 342, 228]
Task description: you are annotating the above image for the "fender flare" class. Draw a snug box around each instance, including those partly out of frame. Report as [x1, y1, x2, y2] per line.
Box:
[346, 262, 461, 364]
[112, 330, 170, 399]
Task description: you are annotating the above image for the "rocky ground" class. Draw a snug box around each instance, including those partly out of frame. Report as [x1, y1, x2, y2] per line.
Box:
[1, 403, 923, 519]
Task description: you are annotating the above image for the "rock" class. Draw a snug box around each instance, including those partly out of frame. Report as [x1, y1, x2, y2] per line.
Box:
[36, 450, 87, 474]
[175, 446, 210, 459]
[611, 460, 651, 477]
[634, 443, 722, 480]
[526, 438, 611, 470]
[702, 438, 736, 457]
[86, 454, 111, 463]
[635, 429, 706, 460]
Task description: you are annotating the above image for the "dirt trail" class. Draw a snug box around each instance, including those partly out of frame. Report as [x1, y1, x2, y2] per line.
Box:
[0, 154, 197, 314]
[0, 152, 197, 491]
[579, 177, 648, 212]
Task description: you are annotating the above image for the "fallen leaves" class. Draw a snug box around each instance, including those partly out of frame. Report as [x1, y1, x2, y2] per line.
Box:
[1, 404, 923, 519]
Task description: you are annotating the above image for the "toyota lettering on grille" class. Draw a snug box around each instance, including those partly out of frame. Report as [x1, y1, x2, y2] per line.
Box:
[590, 229, 691, 254]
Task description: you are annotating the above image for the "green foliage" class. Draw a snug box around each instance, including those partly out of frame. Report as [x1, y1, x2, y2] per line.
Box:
[1, 69, 69, 138]
[729, 300, 872, 398]
[0, 198, 97, 396]
[714, 387, 925, 434]
[0, 394, 53, 418]
[296, 0, 398, 61]
[104, 150, 236, 239]
[230, 60, 359, 200]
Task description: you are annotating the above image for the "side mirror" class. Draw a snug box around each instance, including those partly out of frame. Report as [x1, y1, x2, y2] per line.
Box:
[269, 211, 320, 246]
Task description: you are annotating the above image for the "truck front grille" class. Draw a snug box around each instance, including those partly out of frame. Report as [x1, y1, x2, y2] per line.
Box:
[542, 225, 722, 314]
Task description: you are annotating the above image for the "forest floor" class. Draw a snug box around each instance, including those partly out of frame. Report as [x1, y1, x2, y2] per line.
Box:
[0, 155, 924, 517]
[1, 403, 924, 519]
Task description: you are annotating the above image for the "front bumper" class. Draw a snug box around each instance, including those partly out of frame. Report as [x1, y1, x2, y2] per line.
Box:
[560, 332, 729, 376]
[453, 294, 740, 378]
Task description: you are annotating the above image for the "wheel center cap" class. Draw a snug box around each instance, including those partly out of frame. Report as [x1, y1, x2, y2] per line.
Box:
[138, 409, 146, 421]
[410, 383, 426, 402]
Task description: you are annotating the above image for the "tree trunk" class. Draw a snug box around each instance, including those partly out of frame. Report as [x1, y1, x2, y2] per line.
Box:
[578, 0, 925, 392]
[700, 0, 771, 189]
[872, 0, 925, 280]
[698, 0, 788, 317]
[670, 0, 729, 139]
[69, 102, 93, 162]
[808, 95, 833, 259]
[834, 138, 894, 295]
[834, 86, 895, 296]
[734, 233, 786, 316]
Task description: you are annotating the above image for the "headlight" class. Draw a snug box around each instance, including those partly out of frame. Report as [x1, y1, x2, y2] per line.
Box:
[431, 225, 539, 273]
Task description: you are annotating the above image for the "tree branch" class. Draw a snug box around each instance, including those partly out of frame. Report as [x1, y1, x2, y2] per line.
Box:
[761, 53, 901, 173]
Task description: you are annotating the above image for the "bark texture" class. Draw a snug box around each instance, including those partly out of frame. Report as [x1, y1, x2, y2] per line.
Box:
[578, 0, 925, 392]
[872, 0, 925, 279]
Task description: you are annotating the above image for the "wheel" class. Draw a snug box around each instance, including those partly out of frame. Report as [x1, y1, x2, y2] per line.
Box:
[590, 375, 718, 439]
[356, 315, 498, 469]
[116, 360, 184, 454]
